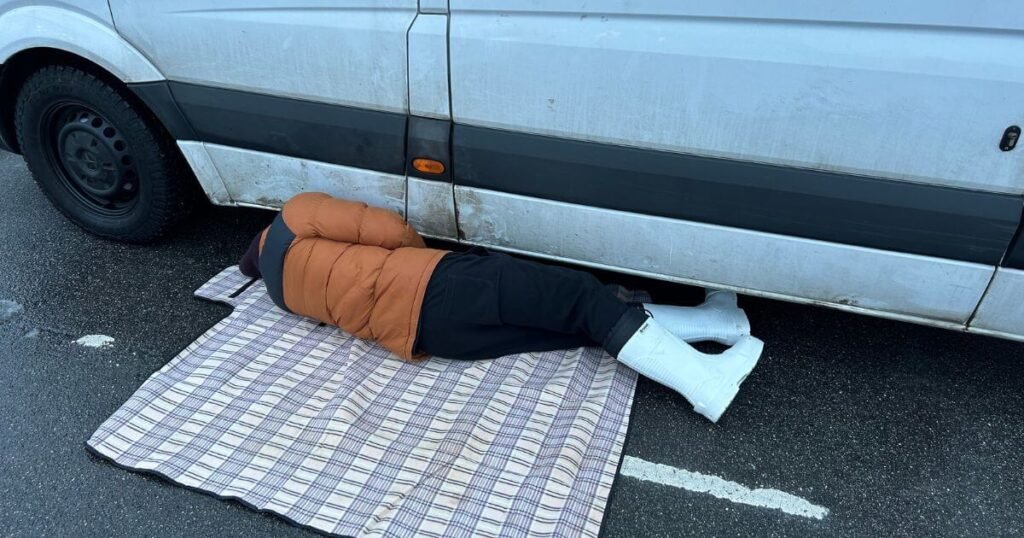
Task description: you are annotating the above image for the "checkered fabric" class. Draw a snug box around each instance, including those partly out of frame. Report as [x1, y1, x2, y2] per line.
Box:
[89, 266, 642, 537]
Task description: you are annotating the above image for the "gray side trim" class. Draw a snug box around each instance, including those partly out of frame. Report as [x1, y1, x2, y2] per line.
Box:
[123, 80, 1020, 265]
[407, 116, 451, 181]
[129, 81, 408, 175]
[129, 81, 197, 141]
[1004, 207, 1024, 269]
[258, 213, 295, 314]
[453, 124, 1021, 265]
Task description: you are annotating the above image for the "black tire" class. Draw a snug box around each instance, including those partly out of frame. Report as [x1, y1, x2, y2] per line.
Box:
[14, 65, 194, 243]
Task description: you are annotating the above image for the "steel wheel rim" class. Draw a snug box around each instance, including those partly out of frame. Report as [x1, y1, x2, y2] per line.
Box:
[40, 101, 140, 217]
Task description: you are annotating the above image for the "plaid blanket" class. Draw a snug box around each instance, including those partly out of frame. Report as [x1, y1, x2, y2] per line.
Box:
[88, 266, 641, 537]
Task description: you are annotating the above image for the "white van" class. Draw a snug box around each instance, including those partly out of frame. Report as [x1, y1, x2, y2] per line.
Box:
[1, 1, 1021, 341]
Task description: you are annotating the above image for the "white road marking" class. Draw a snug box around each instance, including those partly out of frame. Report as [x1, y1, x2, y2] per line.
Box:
[1, 300, 23, 321]
[74, 334, 115, 349]
[620, 456, 829, 520]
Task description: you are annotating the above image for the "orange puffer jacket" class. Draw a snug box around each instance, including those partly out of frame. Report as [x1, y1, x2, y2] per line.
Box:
[257, 193, 448, 360]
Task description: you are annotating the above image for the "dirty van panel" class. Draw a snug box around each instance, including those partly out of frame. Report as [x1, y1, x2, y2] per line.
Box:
[201, 144, 407, 216]
[109, 0, 419, 212]
[109, 0, 416, 114]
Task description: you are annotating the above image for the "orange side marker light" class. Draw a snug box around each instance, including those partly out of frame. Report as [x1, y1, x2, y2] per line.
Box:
[412, 158, 446, 174]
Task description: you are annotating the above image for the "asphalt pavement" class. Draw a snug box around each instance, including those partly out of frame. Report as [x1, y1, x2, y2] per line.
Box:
[2, 149, 1023, 537]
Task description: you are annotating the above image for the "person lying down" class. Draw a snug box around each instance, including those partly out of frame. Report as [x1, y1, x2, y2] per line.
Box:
[239, 192, 764, 423]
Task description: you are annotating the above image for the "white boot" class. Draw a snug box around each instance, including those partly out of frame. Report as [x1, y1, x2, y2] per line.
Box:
[616, 317, 763, 423]
[643, 290, 750, 345]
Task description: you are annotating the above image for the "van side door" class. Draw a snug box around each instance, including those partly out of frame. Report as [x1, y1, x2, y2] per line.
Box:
[447, 0, 1024, 325]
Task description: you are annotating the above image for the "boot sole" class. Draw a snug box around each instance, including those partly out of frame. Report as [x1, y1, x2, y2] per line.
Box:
[694, 382, 741, 423]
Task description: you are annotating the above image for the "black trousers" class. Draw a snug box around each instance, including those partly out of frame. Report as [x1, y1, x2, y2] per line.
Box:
[415, 248, 647, 360]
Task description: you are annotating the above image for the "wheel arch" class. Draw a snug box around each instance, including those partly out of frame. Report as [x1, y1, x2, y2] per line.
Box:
[0, 5, 165, 153]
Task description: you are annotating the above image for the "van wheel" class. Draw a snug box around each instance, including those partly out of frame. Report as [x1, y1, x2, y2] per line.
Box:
[14, 65, 193, 243]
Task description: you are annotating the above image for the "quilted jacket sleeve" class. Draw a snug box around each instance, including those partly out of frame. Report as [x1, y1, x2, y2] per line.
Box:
[281, 192, 425, 249]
